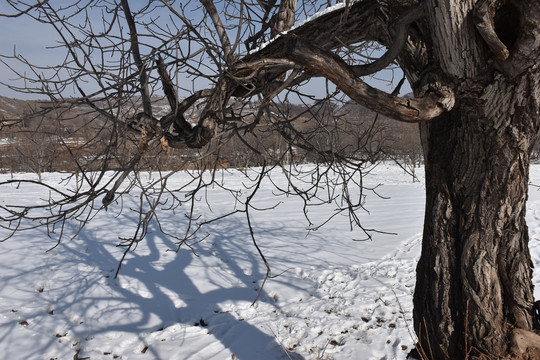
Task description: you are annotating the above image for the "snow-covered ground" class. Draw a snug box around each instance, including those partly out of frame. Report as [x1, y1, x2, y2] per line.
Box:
[1, 163, 540, 359]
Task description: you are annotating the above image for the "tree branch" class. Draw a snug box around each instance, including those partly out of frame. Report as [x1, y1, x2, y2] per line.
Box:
[230, 0, 432, 108]
[159, 0, 435, 149]
[353, 2, 425, 76]
[272, 0, 297, 36]
[120, 0, 153, 117]
[473, 0, 509, 61]
[284, 38, 453, 122]
[156, 55, 178, 111]
[0, 0, 49, 18]
[200, 0, 233, 63]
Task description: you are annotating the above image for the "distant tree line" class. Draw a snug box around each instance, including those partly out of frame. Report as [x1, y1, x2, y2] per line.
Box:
[0, 97, 423, 176]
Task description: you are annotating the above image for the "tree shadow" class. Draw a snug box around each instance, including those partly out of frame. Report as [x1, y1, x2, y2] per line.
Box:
[0, 212, 305, 359]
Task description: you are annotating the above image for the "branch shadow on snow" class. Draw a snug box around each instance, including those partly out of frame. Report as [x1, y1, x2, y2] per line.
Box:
[0, 211, 306, 359]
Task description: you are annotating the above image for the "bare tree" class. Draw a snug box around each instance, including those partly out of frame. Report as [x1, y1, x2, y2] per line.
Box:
[1, 0, 540, 358]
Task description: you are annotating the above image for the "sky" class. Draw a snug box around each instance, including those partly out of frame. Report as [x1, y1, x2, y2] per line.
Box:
[0, 1, 412, 101]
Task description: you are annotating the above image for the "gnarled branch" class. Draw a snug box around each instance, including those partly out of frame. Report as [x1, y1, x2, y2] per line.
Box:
[473, 0, 509, 61]
[162, 0, 439, 149]
[353, 2, 425, 76]
[284, 38, 453, 122]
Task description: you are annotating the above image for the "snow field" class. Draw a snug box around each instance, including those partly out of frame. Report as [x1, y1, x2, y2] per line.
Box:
[0, 163, 538, 359]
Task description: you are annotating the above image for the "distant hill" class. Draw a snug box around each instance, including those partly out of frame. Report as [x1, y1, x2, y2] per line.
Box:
[0, 96, 38, 120]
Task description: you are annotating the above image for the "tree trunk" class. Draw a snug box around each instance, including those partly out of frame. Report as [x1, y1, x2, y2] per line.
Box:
[414, 70, 540, 358]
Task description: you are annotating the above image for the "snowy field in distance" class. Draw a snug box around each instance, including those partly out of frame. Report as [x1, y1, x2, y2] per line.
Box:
[1, 163, 540, 359]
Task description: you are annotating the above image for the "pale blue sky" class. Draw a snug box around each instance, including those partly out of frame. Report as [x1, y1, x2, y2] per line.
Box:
[0, 1, 68, 98]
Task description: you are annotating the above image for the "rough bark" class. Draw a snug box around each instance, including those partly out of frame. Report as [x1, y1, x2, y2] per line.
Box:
[412, 1, 540, 358]
[415, 74, 540, 358]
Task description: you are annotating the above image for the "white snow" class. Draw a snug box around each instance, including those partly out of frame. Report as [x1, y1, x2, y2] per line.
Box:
[1, 163, 540, 359]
